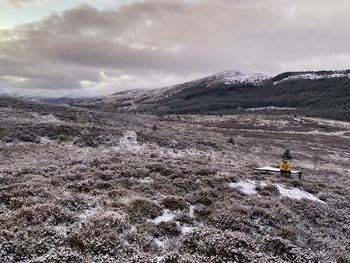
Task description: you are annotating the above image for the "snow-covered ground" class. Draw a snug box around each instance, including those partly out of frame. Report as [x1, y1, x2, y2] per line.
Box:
[209, 70, 270, 84]
[246, 106, 297, 111]
[229, 180, 325, 203]
[147, 209, 176, 224]
[114, 130, 218, 160]
[0, 102, 349, 262]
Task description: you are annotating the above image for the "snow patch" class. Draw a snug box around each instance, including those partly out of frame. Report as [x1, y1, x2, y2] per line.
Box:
[229, 180, 257, 195]
[275, 184, 325, 203]
[39, 137, 53, 144]
[180, 224, 199, 235]
[153, 238, 168, 249]
[31, 112, 62, 123]
[229, 180, 325, 203]
[147, 209, 175, 224]
[116, 131, 144, 152]
[246, 106, 296, 112]
[189, 205, 196, 218]
[137, 177, 153, 183]
[78, 207, 99, 221]
[40, 114, 61, 123]
[211, 70, 270, 85]
[115, 131, 218, 160]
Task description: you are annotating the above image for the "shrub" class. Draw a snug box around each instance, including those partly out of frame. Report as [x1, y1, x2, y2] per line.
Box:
[17, 133, 38, 143]
[161, 197, 188, 211]
[227, 137, 235, 145]
[16, 204, 76, 225]
[256, 184, 280, 196]
[337, 253, 350, 263]
[124, 232, 157, 253]
[193, 206, 212, 219]
[207, 206, 252, 232]
[30, 247, 83, 263]
[189, 188, 218, 205]
[125, 198, 162, 222]
[59, 194, 94, 212]
[262, 237, 304, 262]
[153, 221, 181, 237]
[67, 211, 130, 255]
[180, 228, 254, 262]
[282, 148, 292, 159]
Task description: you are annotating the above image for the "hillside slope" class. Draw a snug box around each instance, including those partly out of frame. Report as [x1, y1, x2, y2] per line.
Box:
[0, 97, 349, 262]
[77, 70, 350, 121]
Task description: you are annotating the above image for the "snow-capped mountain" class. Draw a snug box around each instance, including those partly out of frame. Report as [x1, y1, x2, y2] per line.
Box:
[27, 68, 350, 120]
[203, 70, 270, 85]
[151, 70, 270, 100]
[78, 70, 270, 109]
[166, 70, 269, 91]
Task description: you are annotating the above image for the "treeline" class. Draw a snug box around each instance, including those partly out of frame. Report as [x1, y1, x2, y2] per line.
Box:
[139, 76, 350, 121]
[271, 69, 350, 82]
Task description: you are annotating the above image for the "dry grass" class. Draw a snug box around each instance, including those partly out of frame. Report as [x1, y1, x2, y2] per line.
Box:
[0, 101, 349, 262]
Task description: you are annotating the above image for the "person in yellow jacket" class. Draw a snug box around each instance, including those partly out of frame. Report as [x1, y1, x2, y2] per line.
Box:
[280, 157, 292, 177]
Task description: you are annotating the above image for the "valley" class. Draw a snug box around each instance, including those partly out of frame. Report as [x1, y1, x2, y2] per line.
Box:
[0, 98, 349, 262]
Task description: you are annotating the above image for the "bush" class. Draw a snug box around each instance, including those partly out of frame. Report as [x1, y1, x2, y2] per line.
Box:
[337, 253, 350, 263]
[262, 237, 304, 262]
[124, 232, 157, 253]
[59, 194, 94, 212]
[67, 211, 130, 255]
[17, 133, 38, 143]
[256, 184, 280, 196]
[282, 148, 292, 159]
[180, 228, 254, 262]
[190, 188, 217, 205]
[161, 197, 188, 211]
[16, 204, 76, 225]
[207, 205, 251, 232]
[227, 137, 235, 145]
[153, 221, 181, 237]
[125, 198, 162, 222]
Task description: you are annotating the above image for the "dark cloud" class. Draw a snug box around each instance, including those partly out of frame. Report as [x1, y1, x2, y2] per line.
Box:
[0, 0, 350, 96]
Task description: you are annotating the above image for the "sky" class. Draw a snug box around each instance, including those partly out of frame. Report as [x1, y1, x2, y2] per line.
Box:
[0, 0, 350, 97]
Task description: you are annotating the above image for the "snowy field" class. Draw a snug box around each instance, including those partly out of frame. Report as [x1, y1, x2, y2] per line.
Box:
[0, 98, 349, 262]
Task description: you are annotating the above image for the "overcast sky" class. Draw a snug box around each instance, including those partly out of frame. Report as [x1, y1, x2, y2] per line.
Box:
[0, 0, 349, 97]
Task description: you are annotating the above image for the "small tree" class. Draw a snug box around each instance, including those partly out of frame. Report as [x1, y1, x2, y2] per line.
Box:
[282, 148, 292, 160]
[227, 137, 235, 145]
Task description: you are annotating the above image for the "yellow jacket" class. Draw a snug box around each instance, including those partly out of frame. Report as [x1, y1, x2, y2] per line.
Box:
[280, 161, 291, 171]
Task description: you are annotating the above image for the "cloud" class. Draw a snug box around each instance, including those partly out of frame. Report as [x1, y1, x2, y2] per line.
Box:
[4, 0, 49, 5]
[1, 0, 350, 97]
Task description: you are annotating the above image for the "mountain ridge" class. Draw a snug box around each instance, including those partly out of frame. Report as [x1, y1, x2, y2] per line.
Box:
[3, 69, 350, 121]
[71, 69, 350, 121]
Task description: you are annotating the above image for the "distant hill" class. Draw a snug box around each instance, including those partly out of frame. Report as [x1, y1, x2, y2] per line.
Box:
[72, 69, 350, 121]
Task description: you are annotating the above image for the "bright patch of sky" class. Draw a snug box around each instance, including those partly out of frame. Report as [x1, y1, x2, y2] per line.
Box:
[0, 0, 133, 27]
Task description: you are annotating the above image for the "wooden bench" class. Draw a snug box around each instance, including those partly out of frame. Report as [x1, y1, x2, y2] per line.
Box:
[254, 166, 302, 179]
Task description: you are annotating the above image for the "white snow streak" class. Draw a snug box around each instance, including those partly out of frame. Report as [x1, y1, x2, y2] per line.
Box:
[153, 238, 166, 249]
[115, 131, 216, 159]
[229, 180, 325, 203]
[147, 209, 175, 224]
[275, 184, 325, 203]
[229, 180, 257, 195]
